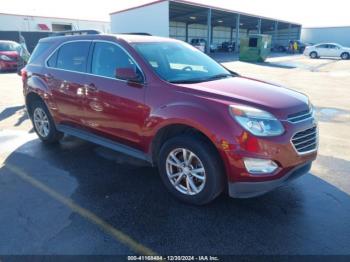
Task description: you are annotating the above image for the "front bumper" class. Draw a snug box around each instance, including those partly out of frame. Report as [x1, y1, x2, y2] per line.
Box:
[0, 61, 18, 71]
[228, 162, 312, 198]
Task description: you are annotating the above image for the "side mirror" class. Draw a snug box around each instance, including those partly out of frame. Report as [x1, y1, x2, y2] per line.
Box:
[115, 68, 142, 83]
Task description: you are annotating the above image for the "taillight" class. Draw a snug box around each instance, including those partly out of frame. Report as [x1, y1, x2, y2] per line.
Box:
[21, 68, 27, 81]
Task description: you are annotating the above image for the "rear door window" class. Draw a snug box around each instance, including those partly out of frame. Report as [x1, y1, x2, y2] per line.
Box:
[55, 41, 91, 73]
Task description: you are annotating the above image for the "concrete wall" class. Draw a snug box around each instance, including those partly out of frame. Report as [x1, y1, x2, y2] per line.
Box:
[264, 27, 300, 46]
[111, 1, 169, 37]
[301, 27, 350, 47]
[0, 13, 110, 33]
[212, 26, 231, 46]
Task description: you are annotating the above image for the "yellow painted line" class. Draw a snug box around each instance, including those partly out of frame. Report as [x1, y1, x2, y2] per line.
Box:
[3, 163, 157, 256]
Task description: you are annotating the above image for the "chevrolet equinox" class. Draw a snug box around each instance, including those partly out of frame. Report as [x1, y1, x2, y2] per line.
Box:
[22, 34, 318, 205]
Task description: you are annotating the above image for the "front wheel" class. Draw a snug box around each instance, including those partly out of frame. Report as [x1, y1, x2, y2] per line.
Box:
[341, 52, 349, 60]
[30, 99, 63, 143]
[158, 135, 225, 205]
[310, 52, 318, 59]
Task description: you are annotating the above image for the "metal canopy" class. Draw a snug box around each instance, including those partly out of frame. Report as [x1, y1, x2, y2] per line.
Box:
[170, 2, 238, 27]
[169, 1, 300, 29]
[169, 1, 301, 53]
[169, 2, 208, 24]
[261, 19, 276, 32]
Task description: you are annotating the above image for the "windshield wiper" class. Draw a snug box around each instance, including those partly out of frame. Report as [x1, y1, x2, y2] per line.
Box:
[169, 73, 235, 84]
[205, 74, 234, 81]
[169, 79, 206, 84]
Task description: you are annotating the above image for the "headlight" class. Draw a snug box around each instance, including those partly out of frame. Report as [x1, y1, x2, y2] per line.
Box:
[0, 54, 12, 61]
[229, 105, 285, 137]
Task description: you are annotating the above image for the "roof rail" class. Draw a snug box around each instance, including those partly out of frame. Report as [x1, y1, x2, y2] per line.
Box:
[120, 32, 152, 36]
[51, 30, 101, 36]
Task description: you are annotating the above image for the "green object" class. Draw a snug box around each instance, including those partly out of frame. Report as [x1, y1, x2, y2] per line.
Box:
[239, 34, 272, 62]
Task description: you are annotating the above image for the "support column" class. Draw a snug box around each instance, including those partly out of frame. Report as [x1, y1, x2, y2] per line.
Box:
[206, 8, 212, 54]
[257, 18, 262, 34]
[230, 27, 233, 43]
[235, 14, 240, 53]
[288, 23, 292, 40]
[274, 21, 278, 47]
[185, 23, 189, 42]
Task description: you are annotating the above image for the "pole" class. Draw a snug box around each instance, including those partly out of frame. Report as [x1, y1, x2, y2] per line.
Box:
[207, 8, 212, 54]
[235, 14, 240, 53]
[257, 18, 262, 34]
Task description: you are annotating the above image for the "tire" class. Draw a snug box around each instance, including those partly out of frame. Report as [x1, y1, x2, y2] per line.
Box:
[158, 135, 225, 205]
[310, 52, 318, 59]
[29, 99, 63, 144]
[341, 52, 349, 60]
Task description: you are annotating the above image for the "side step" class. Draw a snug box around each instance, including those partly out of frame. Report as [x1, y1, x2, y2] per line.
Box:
[57, 124, 151, 163]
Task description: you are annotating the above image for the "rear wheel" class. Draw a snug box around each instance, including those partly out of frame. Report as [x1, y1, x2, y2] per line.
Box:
[310, 52, 318, 59]
[30, 99, 63, 143]
[341, 52, 349, 60]
[158, 135, 225, 205]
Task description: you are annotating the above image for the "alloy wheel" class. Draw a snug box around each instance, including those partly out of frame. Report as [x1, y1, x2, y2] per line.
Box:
[341, 53, 349, 60]
[33, 107, 50, 137]
[165, 148, 206, 196]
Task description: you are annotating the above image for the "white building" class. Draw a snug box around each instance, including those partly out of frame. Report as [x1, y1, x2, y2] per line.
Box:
[0, 12, 110, 33]
[301, 26, 350, 47]
[110, 0, 301, 53]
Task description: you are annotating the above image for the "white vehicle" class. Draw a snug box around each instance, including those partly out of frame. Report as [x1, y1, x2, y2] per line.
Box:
[190, 39, 206, 52]
[304, 43, 350, 60]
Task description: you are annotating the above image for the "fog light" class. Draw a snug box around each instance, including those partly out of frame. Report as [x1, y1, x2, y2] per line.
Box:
[243, 158, 278, 174]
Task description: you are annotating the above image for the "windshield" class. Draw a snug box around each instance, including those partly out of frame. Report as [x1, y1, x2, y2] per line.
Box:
[133, 41, 232, 83]
[0, 42, 20, 52]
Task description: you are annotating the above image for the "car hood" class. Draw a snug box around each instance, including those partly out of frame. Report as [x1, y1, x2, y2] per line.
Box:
[177, 76, 310, 119]
[0, 51, 19, 58]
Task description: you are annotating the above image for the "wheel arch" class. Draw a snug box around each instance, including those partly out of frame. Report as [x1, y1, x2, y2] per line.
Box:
[150, 123, 228, 184]
[25, 92, 45, 117]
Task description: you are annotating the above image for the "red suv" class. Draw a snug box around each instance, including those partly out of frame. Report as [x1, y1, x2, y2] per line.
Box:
[22, 34, 318, 205]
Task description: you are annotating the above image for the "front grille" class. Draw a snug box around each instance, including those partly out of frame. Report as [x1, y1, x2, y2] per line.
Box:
[292, 126, 318, 154]
[288, 109, 313, 123]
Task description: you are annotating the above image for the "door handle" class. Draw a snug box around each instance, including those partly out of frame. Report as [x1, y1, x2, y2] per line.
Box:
[84, 83, 98, 93]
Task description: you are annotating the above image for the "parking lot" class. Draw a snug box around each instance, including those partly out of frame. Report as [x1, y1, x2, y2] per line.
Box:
[1, 54, 350, 256]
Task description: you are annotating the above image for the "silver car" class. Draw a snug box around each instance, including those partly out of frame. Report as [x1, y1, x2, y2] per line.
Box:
[304, 43, 350, 60]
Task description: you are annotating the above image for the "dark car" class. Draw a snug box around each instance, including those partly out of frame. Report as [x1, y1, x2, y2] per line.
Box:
[22, 34, 318, 205]
[221, 41, 235, 52]
[274, 40, 308, 54]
